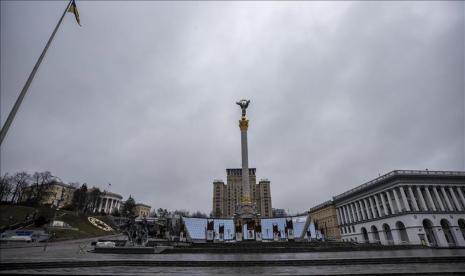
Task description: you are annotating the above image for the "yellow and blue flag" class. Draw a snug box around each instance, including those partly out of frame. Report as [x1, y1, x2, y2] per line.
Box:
[67, 0, 81, 26]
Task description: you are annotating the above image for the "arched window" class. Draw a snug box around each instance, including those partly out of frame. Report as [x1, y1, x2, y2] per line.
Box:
[361, 227, 369, 243]
[383, 223, 394, 245]
[396, 221, 409, 244]
[422, 219, 437, 247]
[371, 225, 380, 243]
[440, 219, 457, 247]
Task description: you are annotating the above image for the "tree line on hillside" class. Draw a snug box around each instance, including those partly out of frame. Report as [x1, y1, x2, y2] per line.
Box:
[0, 171, 58, 205]
[0, 171, 109, 215]
[1, 171, 210, 218]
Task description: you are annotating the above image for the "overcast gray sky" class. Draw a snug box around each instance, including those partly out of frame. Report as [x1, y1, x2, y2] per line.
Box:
[1, 1, 464, 214]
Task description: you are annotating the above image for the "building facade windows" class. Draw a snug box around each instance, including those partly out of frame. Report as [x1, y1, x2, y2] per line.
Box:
[331, 170, 465, 248]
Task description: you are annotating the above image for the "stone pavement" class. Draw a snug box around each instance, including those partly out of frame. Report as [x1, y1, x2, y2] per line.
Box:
[3, 263, 465, 275]
[1, 238, 465, 275]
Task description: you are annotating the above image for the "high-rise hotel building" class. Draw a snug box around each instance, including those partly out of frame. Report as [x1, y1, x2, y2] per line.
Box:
[213, 168, 272, 218]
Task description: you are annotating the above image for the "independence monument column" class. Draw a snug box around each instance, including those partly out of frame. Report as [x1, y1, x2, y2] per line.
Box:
[235, 99, 260, 242]
[237, 99, 251, 205]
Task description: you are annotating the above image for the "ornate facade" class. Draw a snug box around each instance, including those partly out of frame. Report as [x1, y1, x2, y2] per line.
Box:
[309, 200, 341, 239]
[333, 170, 465, 247]
[20, 182, 76, 208]
[134, 203, 151, 218]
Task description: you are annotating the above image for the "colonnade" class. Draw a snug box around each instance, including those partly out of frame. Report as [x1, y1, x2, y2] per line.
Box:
[95, 196, 122, 214]
[336, 185, 465, 225]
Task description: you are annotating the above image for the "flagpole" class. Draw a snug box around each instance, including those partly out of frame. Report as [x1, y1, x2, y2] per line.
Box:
[0, 0, 73, 146]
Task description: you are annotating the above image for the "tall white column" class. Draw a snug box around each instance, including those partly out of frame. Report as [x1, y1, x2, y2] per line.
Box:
[355, 201, 361, 221]
[343, 205, 350, 224]
[357, 200, 367, 220]
[425, 187, 437, 211]
[380, 192, 388, 216]
[392, 188, 402, 213]
[343, 206, 349, 224]
[369, 197, 377, 218]
[449, 187, 462, 211]
[363, 200, 369, 220]
[364, 198, 372, 219]
[384, 191, 393, 214]
[98, 198, 103, 212]
[108, 199, 112, 213]
[432, 187, 445, 211]
[408, 186, 419, 211]
[416, 186, 427, 211]
[456, 187, 465, 209]
[373, 194, 381, 217]
[238, 102, 251, 205]
[349, 204, 356, 223]
[354, 202, 360, 222]
[440, 187, 453, 211]
[399, 186, 411, 212]
[106, 199, 110, 213]
[348, 203, 357, 222]
[346, 205, 353, 223]
[104, 198, 109, 213]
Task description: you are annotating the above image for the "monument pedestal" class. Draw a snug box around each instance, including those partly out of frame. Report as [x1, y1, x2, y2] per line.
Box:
[234, 201, 261, 242]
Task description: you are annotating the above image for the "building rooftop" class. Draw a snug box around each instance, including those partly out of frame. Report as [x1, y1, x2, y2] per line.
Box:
[309, 200, 333, 212]
[52, 182, 77, 189]
[333, 170, 465, 202]
[102, 191, 123, 199]
[135, 203, 151, 208]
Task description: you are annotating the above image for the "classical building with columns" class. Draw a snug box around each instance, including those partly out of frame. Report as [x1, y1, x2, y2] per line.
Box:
[94, 191, 123, 214]
[332, 170, 465, 247]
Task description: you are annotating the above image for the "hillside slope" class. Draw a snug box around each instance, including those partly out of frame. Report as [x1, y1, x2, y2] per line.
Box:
[0, 205, 119, 240]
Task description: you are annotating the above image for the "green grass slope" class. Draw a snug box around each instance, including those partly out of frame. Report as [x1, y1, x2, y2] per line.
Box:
[0, 205, 119, 241]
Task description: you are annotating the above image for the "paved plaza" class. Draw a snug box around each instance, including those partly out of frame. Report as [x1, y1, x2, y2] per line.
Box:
[1, 237, 465, 275]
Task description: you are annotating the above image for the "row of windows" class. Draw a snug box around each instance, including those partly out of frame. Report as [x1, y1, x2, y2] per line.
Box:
[341, 225, 356, 234]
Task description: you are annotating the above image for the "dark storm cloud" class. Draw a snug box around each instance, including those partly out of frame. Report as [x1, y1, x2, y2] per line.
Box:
[1, 2, 463, 214]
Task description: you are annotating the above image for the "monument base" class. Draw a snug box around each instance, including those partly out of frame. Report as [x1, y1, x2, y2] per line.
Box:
[234, 201, 261, 242]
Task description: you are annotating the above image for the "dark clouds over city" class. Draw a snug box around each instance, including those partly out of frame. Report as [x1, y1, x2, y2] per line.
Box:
[1, 1, 463, 214]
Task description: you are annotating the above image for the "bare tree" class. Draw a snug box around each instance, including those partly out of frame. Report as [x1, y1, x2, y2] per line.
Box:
[26, 171, 54, 206]
[156, 208, 170, 218]
[173, 209, 190, 217]
[71, 184, 88, 212]
[69, 182, 80, 189]
[85, 188, 101, 213]
[192, 211, 208, 218]
[10, 172, 30, 204]
[0, 174, 13, 202]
